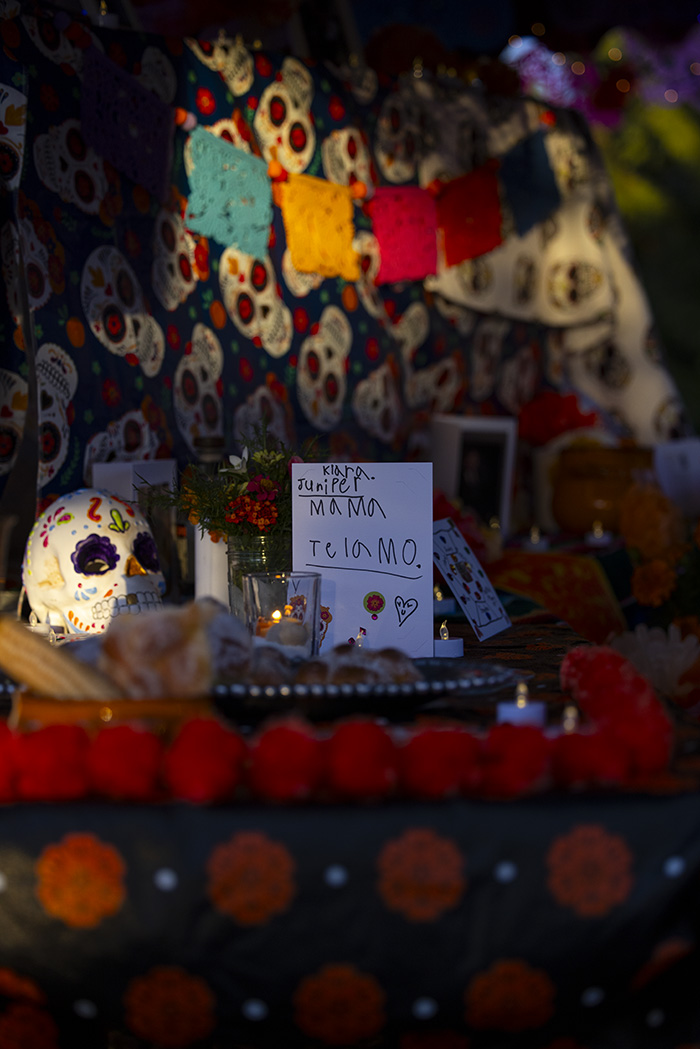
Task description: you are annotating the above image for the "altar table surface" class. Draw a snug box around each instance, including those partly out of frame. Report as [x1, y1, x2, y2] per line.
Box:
[1, 620, 700, 1049]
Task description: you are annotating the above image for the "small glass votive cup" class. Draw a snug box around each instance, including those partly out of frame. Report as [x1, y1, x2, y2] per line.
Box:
[242, 571, 322, 658]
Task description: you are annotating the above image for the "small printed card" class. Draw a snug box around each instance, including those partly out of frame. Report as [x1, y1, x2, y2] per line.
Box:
[292, 462, 434, 656]
[432, 517, 511, 640]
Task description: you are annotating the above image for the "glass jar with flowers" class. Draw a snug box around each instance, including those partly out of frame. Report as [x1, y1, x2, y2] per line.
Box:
[153, 428, 312, 619]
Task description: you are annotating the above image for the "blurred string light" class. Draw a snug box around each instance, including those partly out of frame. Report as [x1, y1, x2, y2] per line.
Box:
[501, 22, 700, 120]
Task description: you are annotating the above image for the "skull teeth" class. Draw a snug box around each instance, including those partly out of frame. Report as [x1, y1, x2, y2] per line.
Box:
[92, 591, 163, 620]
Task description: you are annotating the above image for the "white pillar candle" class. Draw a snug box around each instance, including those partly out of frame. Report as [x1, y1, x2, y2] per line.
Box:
[433, 621, 464, 658]
[496, 681, 546, 727]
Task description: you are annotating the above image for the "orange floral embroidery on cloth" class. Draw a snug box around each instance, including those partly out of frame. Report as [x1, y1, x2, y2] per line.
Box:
[293, 963, 385, 1045]
[546, 823, 634, 917]
[377, 827, 466, 921]
[0, 1002, 59, 1049]
[0, 967, 45, 1003]
[280, 174, 360, 280]
[464, 958, 555, 1031]
[631, 558, 678, 608]
[35, 832, 125, 928]
[124, 965, 215, 1048]
[207, 830, 296, 924]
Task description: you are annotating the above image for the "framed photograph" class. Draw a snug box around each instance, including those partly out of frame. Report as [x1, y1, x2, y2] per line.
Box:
[430, 413, 518, 536]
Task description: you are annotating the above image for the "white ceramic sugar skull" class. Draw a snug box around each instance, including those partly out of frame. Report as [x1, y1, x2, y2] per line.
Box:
[81, 246, 165, 376]
[321, 127, 375, 189]
[83, 409, 158, 485]
[174, 323, 224, 456]
[254, 56, 315, 174]
[281, 247, 323, 298]
[546, 260, 604, 315]
[0, 368, 27, 476]
[36, 343, 78, 487]
[138, 45, 177, 104]
[22, 488, 165, 634]
[33, 119, 108, 216]
[187, 32, 254, 96]
[374, 89, 419, 184]
[296, 305, 351, 431]
[220, 247, 292, 359]
[151, 208, 197, 312]
[352, 359, 402, 443]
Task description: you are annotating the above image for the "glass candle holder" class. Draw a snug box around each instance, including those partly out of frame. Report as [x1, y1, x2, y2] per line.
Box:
[242, 571, 322, 659]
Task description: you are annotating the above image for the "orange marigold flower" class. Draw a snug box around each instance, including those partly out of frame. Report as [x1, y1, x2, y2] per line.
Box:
[124, 966, 215, 1048]
[35, 833, 125, 928]
[619, 483, 686, 561]
[293, 963, 386, 1045]
[377, 827, 466, 921]
[631, 559, 677, 608]
[207, 831, 296, 924]
[546, 823, 633, 916]
[464, 958, 555, 1031]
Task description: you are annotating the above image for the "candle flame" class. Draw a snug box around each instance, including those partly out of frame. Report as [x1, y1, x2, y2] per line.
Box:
[440, 620, 449, 641]
[271, 609, 282, 621]
[514, 680, 529, 707]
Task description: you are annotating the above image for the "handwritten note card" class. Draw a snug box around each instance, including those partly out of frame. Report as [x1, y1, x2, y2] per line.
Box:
[292, 462, 434, 656]
[433, 517, 511, 640]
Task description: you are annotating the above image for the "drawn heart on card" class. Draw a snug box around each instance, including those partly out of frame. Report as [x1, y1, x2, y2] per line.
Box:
[395, 595, 418, 626]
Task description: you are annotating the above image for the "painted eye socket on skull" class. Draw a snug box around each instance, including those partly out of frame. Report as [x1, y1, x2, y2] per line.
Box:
[133, 531, 161, 572]
[71, 534, 120, 576]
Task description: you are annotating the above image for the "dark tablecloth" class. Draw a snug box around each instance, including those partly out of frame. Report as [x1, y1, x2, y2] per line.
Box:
[1, 619, 700, 1049]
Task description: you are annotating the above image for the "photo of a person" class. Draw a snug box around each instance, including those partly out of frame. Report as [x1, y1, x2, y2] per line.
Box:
[458, 438, 505, 525]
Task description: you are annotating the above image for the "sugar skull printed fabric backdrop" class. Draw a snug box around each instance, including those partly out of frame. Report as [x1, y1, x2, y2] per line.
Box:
[0, 3, 688, 506]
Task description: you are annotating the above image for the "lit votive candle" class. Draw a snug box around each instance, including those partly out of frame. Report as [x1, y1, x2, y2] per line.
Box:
[522, 525, 550, 551]
[585, 520, 612, 547]
[433, 620, 464, 658]
[497, 681, 546, 727]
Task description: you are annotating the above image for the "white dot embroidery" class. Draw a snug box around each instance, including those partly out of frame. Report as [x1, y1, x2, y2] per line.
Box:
[412, 997, 438, 1019]
[493, 861, 517, 883]
[73, 999, 98, 1019]
[581, 987, 605, 1007]
[153, 868, 178, 891]
[324, 864, 349, 887]
[242, 999, 268, 1021]
[663, 856, 685, 878]
[646, 1008, 665, 1028]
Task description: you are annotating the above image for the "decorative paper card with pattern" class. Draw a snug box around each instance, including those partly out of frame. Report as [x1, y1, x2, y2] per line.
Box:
[499, 131, 561, 237]
[369, 186, 438, 285]
[433, 517, 511, 641]
[81, 47, 174, 203]
[435, 161, 503, 268]
[184, 126, 272, 256]
[280, 174, 360, 281]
